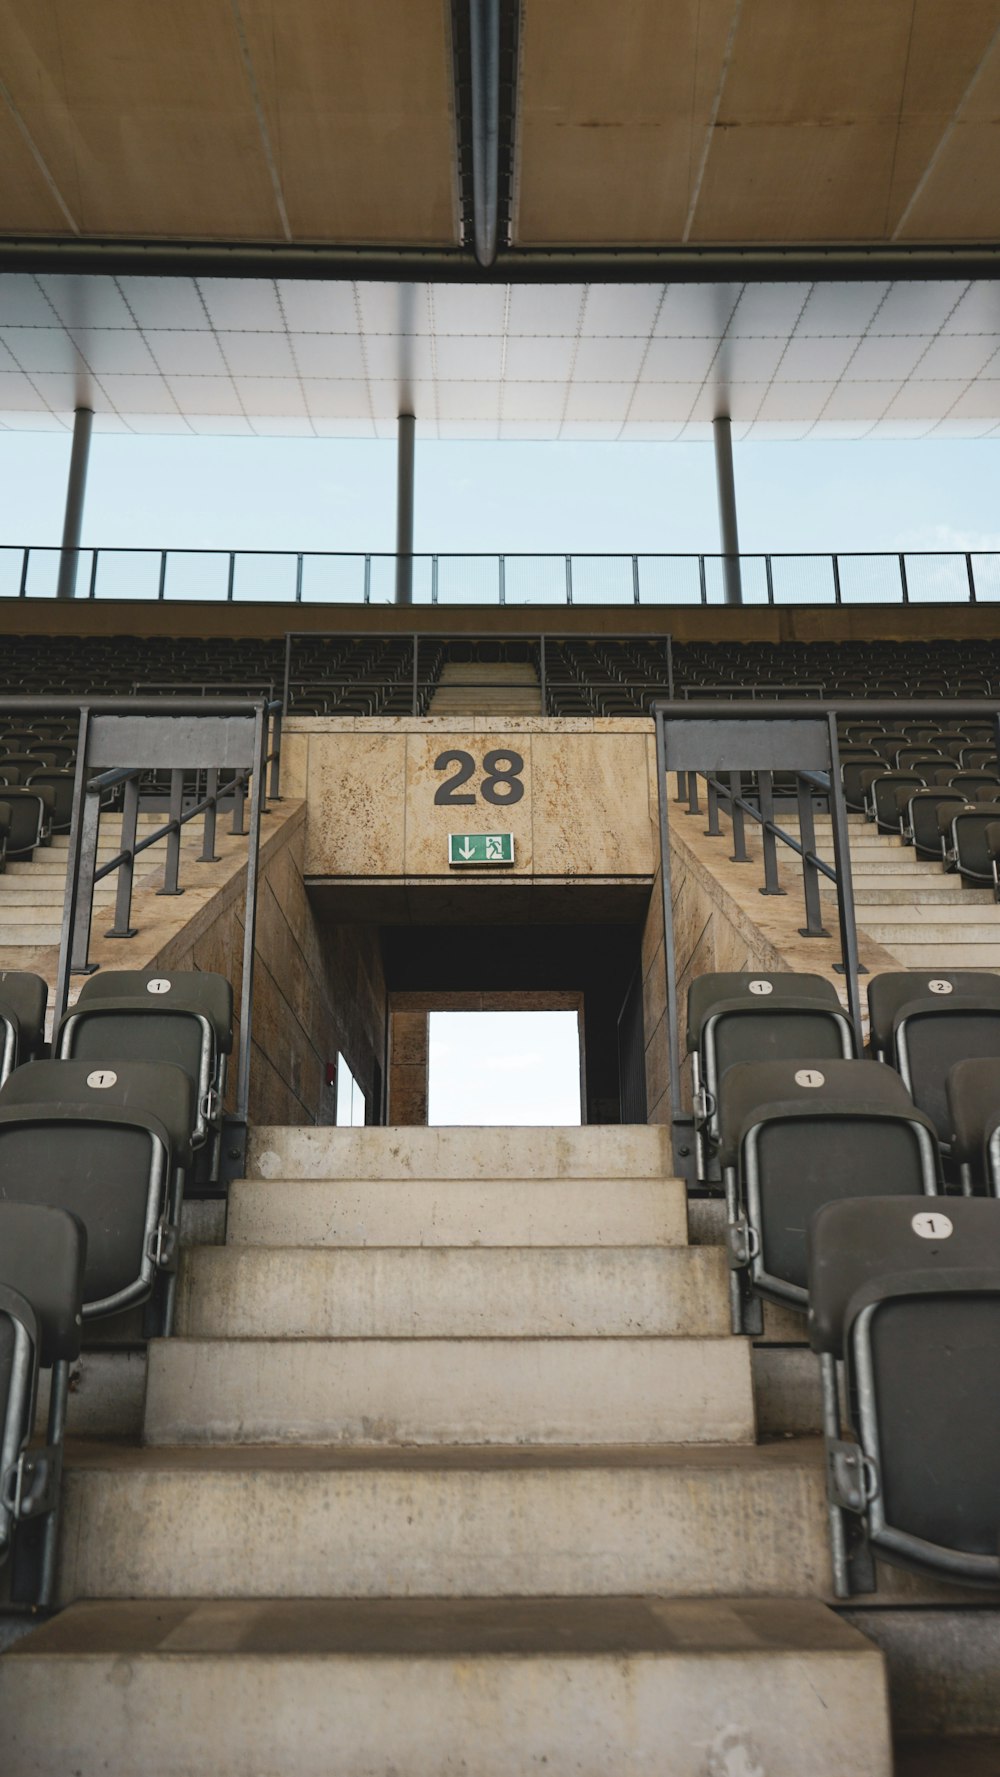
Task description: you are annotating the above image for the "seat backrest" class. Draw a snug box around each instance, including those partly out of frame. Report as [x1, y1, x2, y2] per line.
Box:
[687, 971, 846, 1055]
[70, 970, 233, 1054]
[906, 789, 964, 853]
[950, 807, 1000, 880]
[868, 970, 1000, 1054]
[0, 1201, 86, 1368]
[808, 1195, 1000, 1579]
[0, 1058, 195, 1168]
[720, 1060, 939, 1299]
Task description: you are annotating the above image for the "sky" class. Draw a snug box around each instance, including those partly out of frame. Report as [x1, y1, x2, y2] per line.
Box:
[1, 431, 999, 561]
[428, 1011, 582, 1126]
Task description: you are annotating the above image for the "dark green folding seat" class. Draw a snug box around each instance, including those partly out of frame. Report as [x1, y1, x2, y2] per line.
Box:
[719, 1058, 939, 1333]
[809, 1195, 1000, 1595]
[57, 970, 233, 1177]
[0, 970, 48, 1085]
[0, 1201, 86, 1604]
[0, 1059, 194, 1323]
[868, 970, 1000, 1145]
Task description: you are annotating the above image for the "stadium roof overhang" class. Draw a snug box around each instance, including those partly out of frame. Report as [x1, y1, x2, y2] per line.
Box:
[3, 2, 1000, 438]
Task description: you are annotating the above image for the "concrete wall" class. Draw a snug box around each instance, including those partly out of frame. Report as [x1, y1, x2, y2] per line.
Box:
[146, 805, 386, 1128]
[282, 717, 659, 891]
[3, 599, 999, 644]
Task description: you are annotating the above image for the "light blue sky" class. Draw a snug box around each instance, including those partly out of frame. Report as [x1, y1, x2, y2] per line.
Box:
[429, 1012, 582, 1126]
[2, 432, 999, 557]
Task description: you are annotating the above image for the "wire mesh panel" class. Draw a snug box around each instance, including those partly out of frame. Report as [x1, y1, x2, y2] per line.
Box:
[570, 556, 635, 604]
[434, 556, 502, 604]
[91, 550, 162, 600]
[836, 555, 906, 604]
[367, 556, 399, 604]
[0, 548, 25, 598]
[769, 556, 837, 604]
[300, 554, 370, 602]
[971, 554, 1000, 601]
[702, 555, 770, 604]
[903, 554, 971, 602]
[635, 556, 703, 603]
[502, 557, 572, 604]
[231, 553, 298, 602]
[162, 552, 231, 600]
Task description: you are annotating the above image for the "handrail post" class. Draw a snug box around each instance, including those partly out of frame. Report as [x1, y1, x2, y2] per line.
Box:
[728, 771, 749, 862]
[539, 635, 547, 715]
[231, 770, 247, 837]
[832, 554, 842, 606]
[666, 634, 674, 704]
[412, 633, 419, 717]
[158, 550, 167, 601]
[88, 550, 99, 600]
[698, 556, 707, 605]
[765, 555, 774, 606]
[431, 555, 439, 604]
[898, 553, 910, 603]
[705, 774, 721, 836]
[268, 704, 282, 801]
[364, 555, 371, 603]
[295, 553, 303, 603]
[157, 770, 185, 896]
[69, 787, 101, 975]
[499, 556, 506, 604]
[826, 712, 865, 1051]
[18, 548, 29, 598]
[106, 775, 140, 937]
[796, 775, 829, 938]
[967, 552, 977, 604]
[565, 555, 573, 605]
[757, 771, 785, 896]
[227, 553, 236, 601]
[631, 555, 640, 604]
[200, 767, 220, 862]
[654, 709, 691, 1177]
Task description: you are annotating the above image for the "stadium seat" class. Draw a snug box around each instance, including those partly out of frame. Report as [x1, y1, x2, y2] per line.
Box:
[946, 1059, 1000, 1197]
[686, 972, 855, 1182]
[718, 1058, 940, 1333]
[900, 787, 966, 857]
[942, 802, 1000, 884]
[0, 1059, 195, 1329]
[56, 970, 233, 1182]
[808, 1194, 1000, 1594]
[22, 767, 75, 834]
[863, 768, 927, 831]
[0, 786, 52, 858]
[0, 971, 48, 1085]
[0, 1201, 86, 1606]
[868, 970, 1000, 1146]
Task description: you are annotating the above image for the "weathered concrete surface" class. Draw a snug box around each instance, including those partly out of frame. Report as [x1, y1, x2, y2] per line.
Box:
[247, 1122, 671, 1180]
[226, 1173, 689, 1248]
[0, 1597, 891, 1777]
[143, 1334, 755, 1447]
[175, 1244, 730, 1339]
[56, 1441, 832, 1603]
[285, 720, 658, 884]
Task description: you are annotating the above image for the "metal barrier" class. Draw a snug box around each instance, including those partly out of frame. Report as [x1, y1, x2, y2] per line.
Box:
[282, 631, 675, 718]
[4, 544, 1000, 606]
[651, 697, 1000, 1181]
[0, 694, 284, 1189]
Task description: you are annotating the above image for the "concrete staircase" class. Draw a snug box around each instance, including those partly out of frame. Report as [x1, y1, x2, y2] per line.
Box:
[429, 659, 542, 717]
[0, 1123, 894, 1776]
[0, 814, 176, 960]
[817, 812, 1000, 970]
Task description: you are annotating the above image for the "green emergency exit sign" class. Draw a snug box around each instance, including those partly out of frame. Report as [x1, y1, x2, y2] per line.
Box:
[448, 833, 515, 866]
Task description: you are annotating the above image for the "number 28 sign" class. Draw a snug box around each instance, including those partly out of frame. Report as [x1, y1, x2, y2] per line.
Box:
[433, 749, 525, 806]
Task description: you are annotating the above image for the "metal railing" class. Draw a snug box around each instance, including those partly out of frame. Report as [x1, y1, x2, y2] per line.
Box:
[652, 697, 1000, 1182]
[282, 631, 676, 718]
[4, 545, 1000, 606]
[0, 695, 279, 1188]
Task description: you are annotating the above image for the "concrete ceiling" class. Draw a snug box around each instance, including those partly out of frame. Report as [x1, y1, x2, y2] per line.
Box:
[1, 1, 999, 253]
[3, 272, 1000, 439]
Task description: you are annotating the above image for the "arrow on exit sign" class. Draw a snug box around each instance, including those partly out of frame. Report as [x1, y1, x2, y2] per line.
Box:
[448, 833, 515, 866]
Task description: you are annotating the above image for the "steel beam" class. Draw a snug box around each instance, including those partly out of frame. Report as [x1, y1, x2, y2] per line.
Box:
[468, 0, 501, 268]
[56, 406, 93, 601]
[713, 415, 742, 608]
[395, 412, 416, 606]
[4, 239, 1000, 283]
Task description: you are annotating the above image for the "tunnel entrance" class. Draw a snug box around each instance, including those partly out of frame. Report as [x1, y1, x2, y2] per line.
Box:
[427, 1009, 583, 1127]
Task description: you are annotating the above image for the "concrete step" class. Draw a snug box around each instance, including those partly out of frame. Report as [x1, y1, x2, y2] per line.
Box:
[143, 1334, 754, 1446]
[833, 860, 942, 877]
[862, 922, 1000, 945]
[247, 1123, 671, 1182]
[226, 1174, 689, 1248]
[0, 925, 61, 944]
[855, 901, 1000, 924]
[0, 1596, 892, 1777]
[852, 886, 993, 905]
[874, 945, 1000, 968]
[55, 1439, 831, 1602]
[176, 1245, 730, 1339]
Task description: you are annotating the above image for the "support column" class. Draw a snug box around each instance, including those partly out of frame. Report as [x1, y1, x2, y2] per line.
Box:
[395, 411, 415, 607]
[712, 414, 742, 607]
[56, 405, 94, 601]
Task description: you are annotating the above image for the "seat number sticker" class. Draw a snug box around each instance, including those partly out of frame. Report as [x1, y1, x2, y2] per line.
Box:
[912, 1211, 953, 1239]
[87, 1070, 117, 1089]
[748, 980, 773, 995]
[794, 1069, 825, 1088]
[146, 978, 172, 995]
[927, 980, 954, 994]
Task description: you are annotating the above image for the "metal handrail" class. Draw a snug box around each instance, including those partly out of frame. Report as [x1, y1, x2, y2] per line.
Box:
[651, 696, 1000, 1181]
[2, 544, 997, 606]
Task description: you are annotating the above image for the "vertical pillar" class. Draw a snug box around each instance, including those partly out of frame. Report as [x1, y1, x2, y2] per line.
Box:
[395, 411, 415, 607]
[713, 414, 742, 608]
[56, 406, 94, 601]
